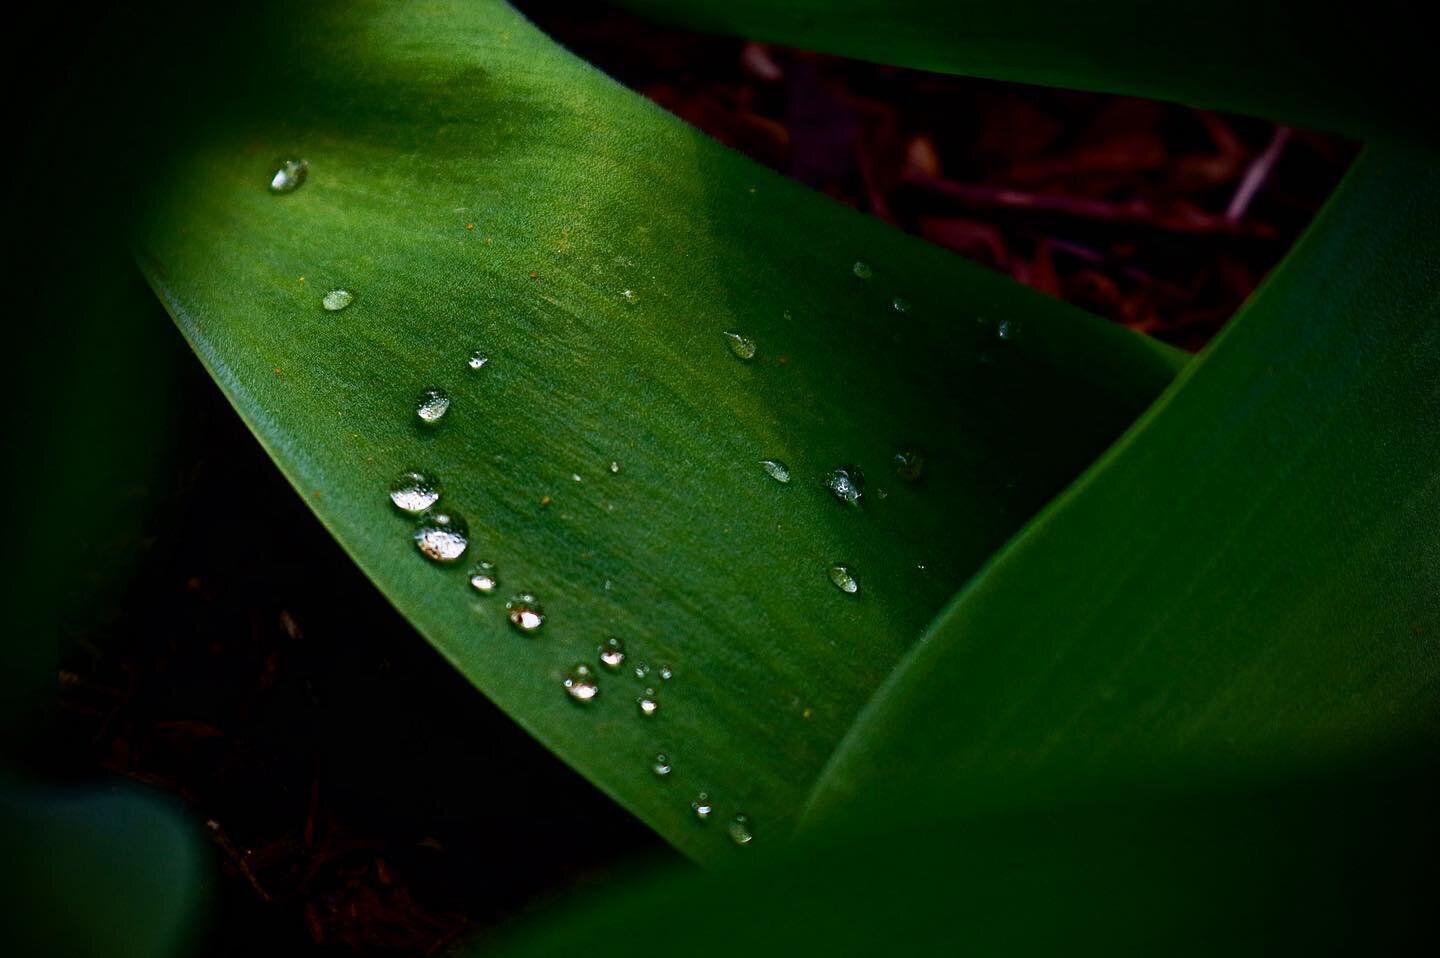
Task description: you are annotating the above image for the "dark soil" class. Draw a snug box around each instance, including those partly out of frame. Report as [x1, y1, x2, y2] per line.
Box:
[54, 3, 1354, 955]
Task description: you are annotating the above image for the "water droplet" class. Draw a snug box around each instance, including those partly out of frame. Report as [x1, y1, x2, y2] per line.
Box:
[652, 754, 672, 777]
[759, 459, 791, 484]
[322, 288, 353, 312]
[563, 663, 599, 703]
[997, 318, 1017, 341]
[413, 510, 468, 562]
[824, 465, 865, 506]
[916, 560, 928, 572]
[637, 688, 659, 717]
[657, 664, 673, 681]
[782, 309, 793, 321]
[467, 351, 489, 370]
[728, 814, 754, 846]
[621, 289, 638, 303]
[828, 564, 859, 594]
[692, 793, 714, 821]
[416, 388, 450, 424]
[506, 593, 546, 633]
[598, 637, 626, 670]
[633, 662, 650, 679]
[608, 461, 621, 474]
[268, 158, 307, 193]
[892, 296, 910, 312]
[388, 470, 440, 513]
[723, 331, 757, 361]
[468, 560, 498, 595]
[894, 447, 925, 482]
[852, 261, 873, 279]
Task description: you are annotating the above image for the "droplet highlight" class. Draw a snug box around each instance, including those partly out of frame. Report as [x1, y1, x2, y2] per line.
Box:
[637, 688, 659, 717]
[828, 564, 859, 594]
[652, 754, 672, 778]
[416, 388, 451, 424]
[388, 470, 440, 514]
[467, 351, 489, 370]
[852, 261, 873, 280]
[598, 637, 626, 670]
[728, 814, 754, 846]
[322, 289, 353, 312]
[759, 459, 791, 484]
[723, 331, 757, 361]
[692, 793, 714, 821]
[468, 560, 498, 595]
[413, 510, 468, 563]
[563, 663, 599, 703]
[506, 593, 546, 633]
[268, 158, 307, 194]
[893, 296, 911, 313]
[824, 465, 865, 506]
[657, 664, 673, 682]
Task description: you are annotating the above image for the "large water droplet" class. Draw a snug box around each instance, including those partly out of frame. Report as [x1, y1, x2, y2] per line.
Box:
[824, 465, 865, 506]
[506, 593, 546, 633]
[563, 663, 599, 703]
[727, 814, 754, 846]
[828, 564, 859, 594]
[322, 289, 353, 312]
[652, 753, 672, 778]
[467, 350, 489, 370]
[468, 560, 498, 595]
[852, 261, 873, 279]
[599, 637, 626, 670]
[413, 510, 468, 562]
[692, 793, 714, 821]
[723, 331, 757, 361]
[893, 447, 925, 483]
[388, 470, 440, 513]
[268, 158, 307, 194]
[637, 688, 659, 717]
[416, 388, 451, 424]
[759, 459, 791, 484]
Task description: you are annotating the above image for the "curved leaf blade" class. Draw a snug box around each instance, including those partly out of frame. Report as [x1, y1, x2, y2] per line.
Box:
[135, 0, 1181, 861]
[805, 144, 1440, 827]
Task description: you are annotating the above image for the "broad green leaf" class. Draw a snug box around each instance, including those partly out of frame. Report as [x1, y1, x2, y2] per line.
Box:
[484, 754, 1438, 956]
[0, 783, 206, 958]
[609, 0, 1434, 142]
[135, 0, 1181, 862]
[805, 144, 1440, 827]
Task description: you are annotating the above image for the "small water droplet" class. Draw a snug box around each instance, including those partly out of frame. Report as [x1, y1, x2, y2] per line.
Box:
[723, 331, 757, 361]
[413, 510, 468, 562]
[894, 447, 925, 482]
[657, 664, 673, 681]
[563, 663, 599, 703]
[728, 814, 754, 846]
[893, 296, 910, 312]
[506, 593, 546, 633]
[692, 793, 714, 820]
[916, 560, 928, 572]
[852, 261, 873, 279]
[468, 560, 498, 595]
[637, 688, 659, 717]
[759, 459, 791, 484]
[997, 318, 1017, 341]
[782, 309, 793, 321]
[633, 662, 650, 679]
[599, 637, 626, 670]
[828, 564, 859, 594]
[322, 289, 353, 311]
[621, 289, 638, 303]
[268, 158, 307, 193]
[875, 487, 889, 500]
[652, 753, 672, 777]
[467, 351, 489, 370]
[388, 470, 440, 513]
[608, 461, 621, 474]
[416, 388, 450, 424]
[824, 465, 865, 506]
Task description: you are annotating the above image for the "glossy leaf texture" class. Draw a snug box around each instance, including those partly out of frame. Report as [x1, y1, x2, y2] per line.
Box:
[133, 0, 1182, 862]
[609, 0, 1437, 142]
[805, 144, 1440, 827]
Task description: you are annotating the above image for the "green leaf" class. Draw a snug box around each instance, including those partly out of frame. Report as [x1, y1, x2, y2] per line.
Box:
[134, 0, 1180, 862]
[483, 754, 1438, 956]
[805, 144, 1440, 828]
[0, 783, 206, 958]
[609, 0, 1435, 142]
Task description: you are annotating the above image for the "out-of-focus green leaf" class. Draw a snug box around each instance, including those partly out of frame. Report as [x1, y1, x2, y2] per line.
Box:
[805, 145, 1440, 827]
[135, 0, 1181, 863]
[608, 0, 1433, 141]
[0, 783, 206, 958]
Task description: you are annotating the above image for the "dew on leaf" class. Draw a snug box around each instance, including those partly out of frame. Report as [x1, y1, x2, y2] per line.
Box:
[599, 636, 626, 670]
[894, 447, 925, 482]
[634, 662, 650, 680]
[759, 459, 791, 484]
[563, 663, 599, 703]
[824, 465, 865, 506]
[893, 296, 911, 312]
[506, 593, 546, 633]
[852, 261, 873, 279]
[322, 288, 353, 312]
[388, 469, 440, 513]
[468, 560, 498, 595]
[652, 754, 672, 778]
[723, 331, 757, 361]
[728, 814, 754, 846]
[828, 564, 859, 594]
[268, 158, 307, 193]
[692, 793, 714, 821]
[637, 688, 659, 717]
[413, 509, 468, 562]
[416, 388, 450, 424]
[657, 664, 673, 681]
[467, 351, 489, 370]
